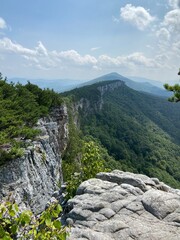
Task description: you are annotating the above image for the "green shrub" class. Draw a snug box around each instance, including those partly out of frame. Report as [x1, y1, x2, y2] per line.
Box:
[64, 140, 109, 198]
[0, 200, 67, 240]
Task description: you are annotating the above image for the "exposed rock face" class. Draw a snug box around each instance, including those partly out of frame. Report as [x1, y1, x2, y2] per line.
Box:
[97, 80, 124, 96]
[97, 80, 124, 110]
[72, 80, 124, 124]
[0, 106, 68, 213]
[66, 170, 180, 240]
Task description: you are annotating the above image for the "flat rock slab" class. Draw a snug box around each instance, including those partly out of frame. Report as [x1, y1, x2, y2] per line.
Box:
[66, 170, 180, 240]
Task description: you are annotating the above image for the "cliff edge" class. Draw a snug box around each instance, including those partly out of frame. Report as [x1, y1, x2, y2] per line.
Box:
[0, 106, 68, 213]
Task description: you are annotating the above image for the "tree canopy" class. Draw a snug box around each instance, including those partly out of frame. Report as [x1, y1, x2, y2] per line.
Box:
[164, 69, 180, 102]
[0, 73, 63, 165]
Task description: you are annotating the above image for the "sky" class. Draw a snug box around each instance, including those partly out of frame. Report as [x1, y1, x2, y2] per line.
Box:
[0, 0, 180, 83]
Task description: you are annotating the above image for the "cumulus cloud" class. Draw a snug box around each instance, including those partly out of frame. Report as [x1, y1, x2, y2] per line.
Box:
[126, 52, 159, 67]
[57, 49, 97, 66]
[172, 40, 180, 53]
[156, 28, 170, 41]
[0, 37, 98, 70]
[155, 4, 180, 61]
[36, 41, 48, 56]
[0, 37, 36, 55]
[0, 17, 7, 29]
[162, 9, 180, 33]
[120, 4, 155, 30]
[168, 0, 180, 9]
[0, 36, 162, 73]
[98, 52, 158, 69]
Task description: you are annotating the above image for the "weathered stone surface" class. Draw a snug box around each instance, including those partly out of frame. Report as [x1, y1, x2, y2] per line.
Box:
[0, 106, 68, 213]
[66, 170, 180, 240]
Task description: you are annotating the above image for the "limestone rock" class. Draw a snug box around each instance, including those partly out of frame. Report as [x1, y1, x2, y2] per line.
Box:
[66, 170, 180, 240]
[0, 106, 68, 213]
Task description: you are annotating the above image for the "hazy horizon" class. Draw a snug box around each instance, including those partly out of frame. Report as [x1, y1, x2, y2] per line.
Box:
[1, 0, 180, 83]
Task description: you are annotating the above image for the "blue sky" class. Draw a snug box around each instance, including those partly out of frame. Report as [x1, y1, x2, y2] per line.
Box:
[0, 0, 180, 82]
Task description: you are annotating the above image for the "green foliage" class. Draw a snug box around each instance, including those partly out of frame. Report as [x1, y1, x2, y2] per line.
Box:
[0, 73, 62, 165]
[63, 81, 103, 103]
[64, 140, 109, 198]
[0, 200, 67, 240]
[164, 83, 180, 102]
[0, 146, 24, 166]
[66, 81, 180, 188]
[62, 104, 112, 198]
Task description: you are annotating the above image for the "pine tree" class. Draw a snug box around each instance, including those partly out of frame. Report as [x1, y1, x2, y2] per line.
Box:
[164, 68, 180, 102]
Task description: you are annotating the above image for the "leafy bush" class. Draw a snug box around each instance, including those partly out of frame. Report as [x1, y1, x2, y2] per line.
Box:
[0, 200, 67, 240]
[64, 140, 109, 198]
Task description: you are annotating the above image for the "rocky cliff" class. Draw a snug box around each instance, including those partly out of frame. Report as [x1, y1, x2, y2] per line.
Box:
[0, 81, 124, 214]
[66, 170, 180, 240]
[71, 80, 124, 124]
[0, 106, 68, 213]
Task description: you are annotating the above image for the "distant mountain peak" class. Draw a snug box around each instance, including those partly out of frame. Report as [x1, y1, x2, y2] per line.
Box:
[104, 72, 121, 76]
[95, 72, 127, 80]
[77, 72, 171, 97]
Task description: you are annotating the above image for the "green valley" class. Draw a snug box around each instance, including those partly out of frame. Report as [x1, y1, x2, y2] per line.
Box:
[65, 80, 180, 188]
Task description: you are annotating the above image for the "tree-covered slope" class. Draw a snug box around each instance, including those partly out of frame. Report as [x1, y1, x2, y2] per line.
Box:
[66, 80, 180, 188]
[0, 74, 62, 165]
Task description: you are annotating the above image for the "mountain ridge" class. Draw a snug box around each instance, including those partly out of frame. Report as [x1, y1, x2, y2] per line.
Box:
[78, 72, 171, 97]
[8, 72, 171, 97]
[66, 80, 180, 188]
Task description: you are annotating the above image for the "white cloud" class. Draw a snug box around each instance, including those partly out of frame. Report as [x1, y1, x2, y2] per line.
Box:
[162, 9, 180, 33]
[98, 52, 159, 69]
[0, 17, 7, 29]
[0, 37, 35, 55]
[57, 50, 98, 66]
[154, 6, 180, 66]
[23, 55, 39, 63]
[0, 37, 97, 69]
[172, 40, 180, 53]
[0, 36, 177, 80]
[36, 41, 48, 56]
[156, 28, 170, 41]
[126, 52, 159, 67]
[168, 0, 180, 9]
[120, 4, 155, 30]
[90, 47, 101, 52]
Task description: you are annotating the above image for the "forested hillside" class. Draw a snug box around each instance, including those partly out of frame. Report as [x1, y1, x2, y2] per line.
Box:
[66, 80, 180, 188]
[0, 74, 62, 165]
[1, 74, 180, 188]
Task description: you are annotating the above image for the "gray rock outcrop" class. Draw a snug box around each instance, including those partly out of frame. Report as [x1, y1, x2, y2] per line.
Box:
[0, 106, 68, 213]
[66, 170, 180, 240]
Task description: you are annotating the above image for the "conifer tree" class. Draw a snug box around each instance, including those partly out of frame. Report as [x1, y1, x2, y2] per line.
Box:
[164, 68, 180, 102]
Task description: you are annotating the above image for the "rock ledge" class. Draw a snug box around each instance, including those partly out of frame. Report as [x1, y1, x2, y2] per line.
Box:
[66, 170, 180, 240]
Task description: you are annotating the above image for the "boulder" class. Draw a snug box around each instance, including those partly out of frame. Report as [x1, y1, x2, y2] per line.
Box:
[66, 170, 180, 240]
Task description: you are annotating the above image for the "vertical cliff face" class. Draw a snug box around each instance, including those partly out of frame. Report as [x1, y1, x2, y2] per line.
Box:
[0, 105, 68, 213]
[0, 81, 125, 213]
[71, 80, 125, 122]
